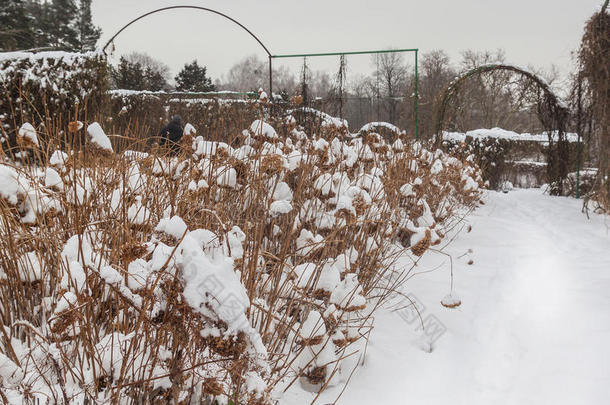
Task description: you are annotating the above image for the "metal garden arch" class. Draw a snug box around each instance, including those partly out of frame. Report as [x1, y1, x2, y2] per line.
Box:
[101, 5, 274, 90]
[435, 63, 573, 195]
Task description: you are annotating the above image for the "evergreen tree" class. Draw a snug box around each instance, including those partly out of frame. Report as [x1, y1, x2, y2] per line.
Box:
[175, 61, 215, 92]
[1, 0, 101, 52]
[25, 0, 52, 49]
[111, 56, 169, 91]
[124, 52, 171, 90]
[145, 66, 167, 91]
[48, 0, 79, 50]
[76, 0, 101, 51]
[112, 57, 147, 90]
[0, 0, 35, 51]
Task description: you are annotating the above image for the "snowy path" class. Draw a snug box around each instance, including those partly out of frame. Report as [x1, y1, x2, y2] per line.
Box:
[284, 189, 610, 404]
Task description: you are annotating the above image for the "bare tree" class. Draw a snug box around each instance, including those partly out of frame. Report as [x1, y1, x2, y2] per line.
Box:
[221, 55, 267, 92]
[371, 52, 408, 123]
[453, 49, 518, 130]
[219, 54, 297, 97]
[417, 50, 456, 136]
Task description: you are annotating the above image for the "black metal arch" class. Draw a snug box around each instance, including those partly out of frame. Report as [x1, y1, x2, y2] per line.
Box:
[101, 6, 272, 57]
[435, 63, 572, 195]
[435, 63, 568, 136]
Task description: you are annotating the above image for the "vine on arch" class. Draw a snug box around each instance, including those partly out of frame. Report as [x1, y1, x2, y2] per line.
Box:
[435, 64, 571, 195]
[576, 2, 609, 212]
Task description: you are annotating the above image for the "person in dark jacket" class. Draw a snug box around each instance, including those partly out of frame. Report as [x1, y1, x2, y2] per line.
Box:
[158, 115, 183, 153]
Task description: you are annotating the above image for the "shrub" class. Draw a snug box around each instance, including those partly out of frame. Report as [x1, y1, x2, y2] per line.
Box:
[0, 109, 482, 403]
[0, 51, 107, 142]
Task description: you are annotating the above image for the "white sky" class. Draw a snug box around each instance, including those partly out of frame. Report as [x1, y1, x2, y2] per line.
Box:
[92, 0, 603, 86]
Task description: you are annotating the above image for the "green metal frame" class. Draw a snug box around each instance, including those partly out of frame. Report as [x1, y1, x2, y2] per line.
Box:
[102, 7, 420, 138]
[270, 48, 419, 139]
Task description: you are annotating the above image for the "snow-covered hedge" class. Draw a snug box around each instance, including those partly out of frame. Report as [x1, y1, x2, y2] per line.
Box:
[108, 91, 259, 144]
[0, 51, 107, 132]
[442, 128, 581, 190]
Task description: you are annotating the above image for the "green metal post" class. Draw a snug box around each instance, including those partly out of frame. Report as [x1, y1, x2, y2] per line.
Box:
[268, 55, 273, 97]
[414, 49, 419, 141]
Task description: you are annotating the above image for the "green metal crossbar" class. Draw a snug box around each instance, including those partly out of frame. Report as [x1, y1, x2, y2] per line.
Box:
[270, 48, 418, 59]
[270, 48, 419, 139]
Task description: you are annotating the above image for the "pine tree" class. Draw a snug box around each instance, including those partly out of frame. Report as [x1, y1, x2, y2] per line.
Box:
[175, 61, 216, 92]
[48, 0, 79, 50]
[1, 0, 99, 52]
[145, 66, 167, 91]
[111, 57, 147, 90]
[111, 57, 169, 91]
[25, 0, 52, 49]
[124, 52, 171, 90]
[0, 0, 35, 51]
[76, 0, 101, 51]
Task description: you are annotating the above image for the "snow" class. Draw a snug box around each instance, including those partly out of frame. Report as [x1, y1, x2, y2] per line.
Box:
[193, 138, 233, 157]
[179, 233, 252, 335]
[290, 107, 348, 129]
[359, 121, 405, 135]
[18, 123, 39, 147]
[86, 122, 113, 152]
[17, 251, 43, 282]
[49, 150, 69, 168]
[440, 293, 461, 308]
[400, 183, 414, 197]
[296, 229, 324, 256]
[293, 263, 317, 288]
[300, 310, 326, 339]
[443, 128, 579, 144]
[214, 166, 237, 188]
[0, 50, 100, 63]
[55, 291, 78, 314]
[183, 122, 197, 136]
[281, 189, 610, 404]
[44, 168, 63, 190]
[430, 158, 444, 175]
[272, 181, 293, 201]
[155, 215, 188, 240]
[245, 371, 267, 397]
[0, 352, 23, 387]
[392, 138, 405, 151]
[100, 265, 122, 285]
[127, 196, 151, 225]
[270, 200, 293, 217]
[0, 165, 22, 205]
[329, 273, 366, 310]
[250, 119, 278, 139]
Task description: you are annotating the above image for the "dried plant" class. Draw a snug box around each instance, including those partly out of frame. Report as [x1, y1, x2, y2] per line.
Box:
[0, 100, 482, 404]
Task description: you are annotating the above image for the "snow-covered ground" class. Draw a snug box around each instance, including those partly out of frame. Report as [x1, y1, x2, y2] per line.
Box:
[283, 188, 610, 404]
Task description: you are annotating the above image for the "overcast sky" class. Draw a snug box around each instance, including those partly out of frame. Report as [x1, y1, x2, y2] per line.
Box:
[92, 0, 603, 86]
